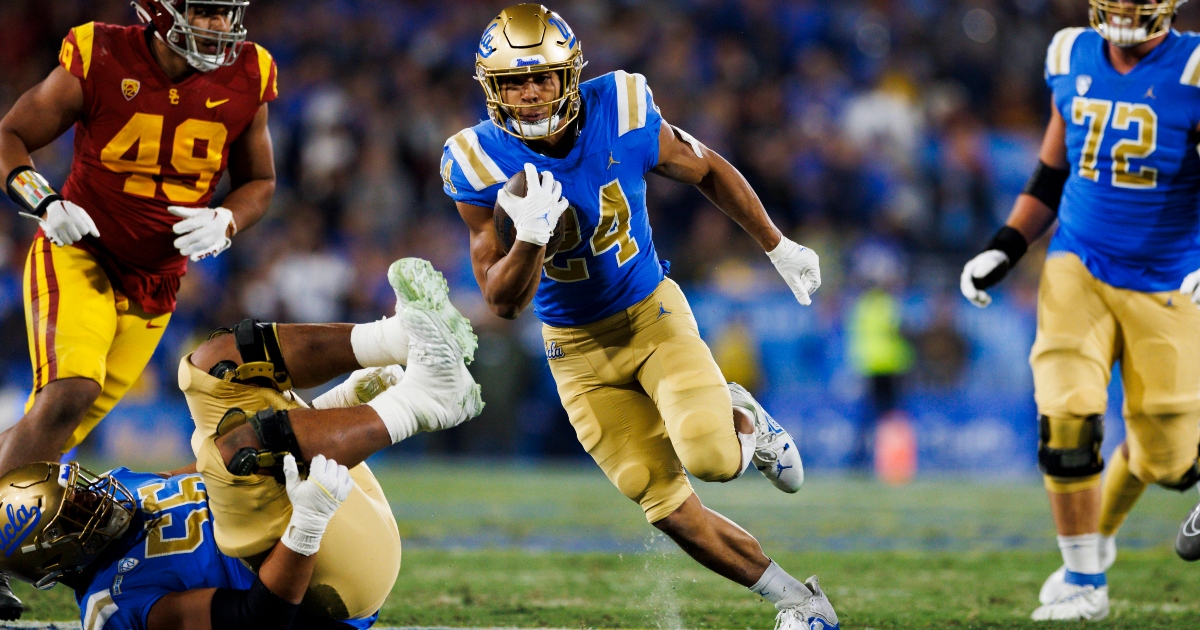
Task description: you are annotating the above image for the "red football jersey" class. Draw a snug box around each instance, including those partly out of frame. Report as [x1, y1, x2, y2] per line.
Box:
[56, 22, 277, 314]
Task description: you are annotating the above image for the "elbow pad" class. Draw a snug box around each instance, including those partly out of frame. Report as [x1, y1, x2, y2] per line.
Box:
[1022, 160, 1069, 211]
[210, 577, 299, 630]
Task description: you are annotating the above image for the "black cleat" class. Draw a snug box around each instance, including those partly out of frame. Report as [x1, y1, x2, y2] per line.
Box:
[1176, 499, 1200, 561]
[0, 572, 22, 620]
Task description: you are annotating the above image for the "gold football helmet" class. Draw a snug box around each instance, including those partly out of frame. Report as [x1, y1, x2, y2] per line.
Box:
[0, 462, 135, 589]
[475, 4, 584, 140]
[1090, 0, 1186, 47]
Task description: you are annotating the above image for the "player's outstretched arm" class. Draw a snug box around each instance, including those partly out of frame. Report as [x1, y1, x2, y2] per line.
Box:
[458, 200, 544, 319]
[651, 121, 821, 305]
[144, 455, 354, 630]
[961, 103, 1067, 308]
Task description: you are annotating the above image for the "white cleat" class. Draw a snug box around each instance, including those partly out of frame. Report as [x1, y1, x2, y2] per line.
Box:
[775, 576, 840, 630]
[1039, 536, 1116, 605]
[729, 382, 804, 493]
[388, 257, 478, 364]
[374, 303, 483, 433]
[1032, 584, 1109, 622]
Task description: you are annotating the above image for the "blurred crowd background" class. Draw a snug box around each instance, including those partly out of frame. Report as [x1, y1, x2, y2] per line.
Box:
[2, 0, 1187, 475]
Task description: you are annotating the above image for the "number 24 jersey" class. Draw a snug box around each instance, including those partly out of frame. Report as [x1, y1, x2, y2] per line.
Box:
[1047, 28, 1200, 292]
[441, 71, 667, 327]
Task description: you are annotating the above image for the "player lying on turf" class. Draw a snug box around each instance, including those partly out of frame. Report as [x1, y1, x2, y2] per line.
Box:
[960, 0, 1200, 621]
[442, 5, 835, 629]
[0, 257, 481, 629]
[0, 455, 356, 630]
[0, 0, 279, 616]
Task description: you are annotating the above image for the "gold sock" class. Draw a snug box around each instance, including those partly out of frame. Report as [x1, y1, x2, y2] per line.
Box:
[1099, 445, 1147, 537]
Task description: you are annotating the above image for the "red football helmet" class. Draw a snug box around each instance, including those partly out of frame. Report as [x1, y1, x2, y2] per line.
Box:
[132, 0, 249, 72]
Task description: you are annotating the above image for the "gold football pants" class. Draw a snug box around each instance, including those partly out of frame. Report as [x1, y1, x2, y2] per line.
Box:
[179, 356, 401, 620]
[23, 238, 170, 450]
[543, 279, 742, 523]
[1031, 253, 1200, 490]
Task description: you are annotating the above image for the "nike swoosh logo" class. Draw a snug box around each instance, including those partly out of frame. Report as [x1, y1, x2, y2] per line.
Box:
[146, 321, 165, 329]
[206, 98, 230, 108]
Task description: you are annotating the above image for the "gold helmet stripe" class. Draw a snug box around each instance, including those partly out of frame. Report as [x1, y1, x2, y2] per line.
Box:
[1182, 43, 1200, 86]
[615, 70, 649, 137]
[446, 129, 507, 191]
[83, 589, 117, 630]
[1047, 27, 1086, 77]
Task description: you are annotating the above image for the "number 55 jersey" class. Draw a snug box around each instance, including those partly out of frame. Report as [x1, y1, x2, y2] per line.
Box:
[57, 22, 277, 314]
[1047, 27, 1200, 292]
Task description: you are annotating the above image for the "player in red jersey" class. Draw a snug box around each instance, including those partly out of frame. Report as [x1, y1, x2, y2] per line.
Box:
[0, 1, 276, 618]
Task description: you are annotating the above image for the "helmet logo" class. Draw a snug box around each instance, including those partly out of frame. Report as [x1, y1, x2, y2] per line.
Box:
[547, 16, 576, 48]
[0, 503, 41, 557]
[1076, 75, 1092, 96]
[479, 23, 498, 58]
[513, 55, 547, 68]
[122, 79, 141, 101]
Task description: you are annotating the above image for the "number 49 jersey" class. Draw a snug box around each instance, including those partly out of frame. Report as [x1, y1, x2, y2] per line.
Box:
[1047, 28, 1200, 292]
[441, 71, 666, 327]
[75, 469, 255, 630]
[56, 22, 277, 314]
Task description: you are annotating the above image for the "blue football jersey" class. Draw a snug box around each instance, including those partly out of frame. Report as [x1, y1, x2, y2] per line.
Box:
[76, 469, 255, 630]
[1046, 28, 1200, 292]
[442, 71, 667, 326]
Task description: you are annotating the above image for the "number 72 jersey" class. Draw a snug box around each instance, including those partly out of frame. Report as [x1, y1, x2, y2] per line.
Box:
[1047, 27, 1200, 292]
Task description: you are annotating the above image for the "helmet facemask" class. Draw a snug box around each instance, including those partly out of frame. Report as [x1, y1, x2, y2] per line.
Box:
[0, 463, 135, 589]
[1090, 0, 1183, 47]
[477, 57, 584, 141]
[134, 0, 249, 72]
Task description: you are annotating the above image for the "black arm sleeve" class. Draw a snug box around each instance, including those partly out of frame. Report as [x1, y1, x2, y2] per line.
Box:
[1022, 160, 1069, 211]
[210, 577, 299, 630]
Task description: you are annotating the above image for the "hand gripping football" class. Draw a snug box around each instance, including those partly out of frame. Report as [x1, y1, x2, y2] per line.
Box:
[493, 168, 566, 261]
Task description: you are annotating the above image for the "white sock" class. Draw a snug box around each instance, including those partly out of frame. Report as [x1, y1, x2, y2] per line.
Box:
[351, 317, 408, 367]
[736, 429, 755, 478]
[1099, 534, 1117, 571]
[749, 561, 812, 610]
[366, 389, 419, 444]
[1058, 533, 1102, 575]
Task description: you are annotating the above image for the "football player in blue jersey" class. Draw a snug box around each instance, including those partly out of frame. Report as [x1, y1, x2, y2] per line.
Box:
[0, 454, 356, 630]
[960, 0, 1200, 620]
[442, 5, 835, 629]
[0, 257, 482, 630]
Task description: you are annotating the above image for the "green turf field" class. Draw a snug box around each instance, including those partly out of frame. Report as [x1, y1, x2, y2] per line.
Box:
[11, 461, 1200, 629]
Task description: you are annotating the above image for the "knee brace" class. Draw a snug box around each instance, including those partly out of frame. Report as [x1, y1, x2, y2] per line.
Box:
[1157, 446, 1200, 492]
[208, 319, 293, 391]
[222, 407, 303, 482]
[1038, 414, 1105, 478]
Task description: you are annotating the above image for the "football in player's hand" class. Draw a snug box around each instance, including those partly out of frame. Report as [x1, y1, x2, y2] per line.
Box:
[493, 168, 566, 261]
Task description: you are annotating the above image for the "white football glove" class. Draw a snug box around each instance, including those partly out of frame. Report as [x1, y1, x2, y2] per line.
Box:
[767, 236, 821, 306]
[30, 199, 100, 247]
[280, 454, 354, 556]
[168, 205, 233, 261]
[1181, 269, 1200, 306]
[311, 365, 405, 410]
[960, 250, 1010, 308]
[496, 163, 569, 247]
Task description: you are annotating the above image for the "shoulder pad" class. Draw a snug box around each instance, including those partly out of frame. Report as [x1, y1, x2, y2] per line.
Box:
[59, 22, 97, 80]
[444, 128, 507, 191]
[1046, 27, 1087, 77]
[1182, 38, 1200, 87]
[250, 43, 279, 102]
[613, 70, 649, 137]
